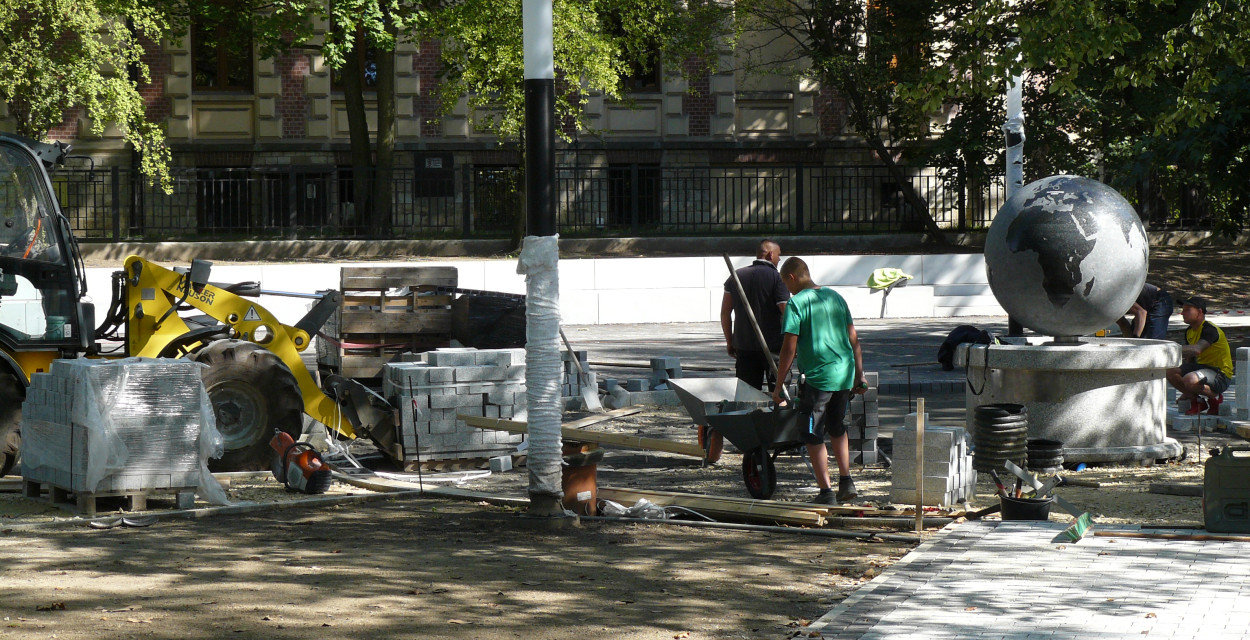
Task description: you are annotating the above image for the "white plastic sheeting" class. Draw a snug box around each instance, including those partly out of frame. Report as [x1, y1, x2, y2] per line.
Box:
[20, 357, 230, 505]
[517, 235, 563, 498]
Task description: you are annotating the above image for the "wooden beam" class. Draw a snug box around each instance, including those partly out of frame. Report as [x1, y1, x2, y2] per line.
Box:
[599, 487, 825, 527]
[1148, 483, 1203, 497]
[459, 409, 705, 458]
[1094, 530, 1250, 543]
[589, 359, 732, 373]
[602, 486, 957, 518]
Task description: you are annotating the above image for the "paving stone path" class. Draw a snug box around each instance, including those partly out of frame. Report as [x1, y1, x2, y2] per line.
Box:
[809, 520, 1250, 639]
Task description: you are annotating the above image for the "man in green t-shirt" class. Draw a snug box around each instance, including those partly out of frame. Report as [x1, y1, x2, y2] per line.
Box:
[772, 257, 868, 505]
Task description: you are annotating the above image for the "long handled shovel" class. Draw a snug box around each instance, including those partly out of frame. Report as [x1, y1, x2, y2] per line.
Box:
[559, 327, 604, 412]
[721, 254, 789, 404]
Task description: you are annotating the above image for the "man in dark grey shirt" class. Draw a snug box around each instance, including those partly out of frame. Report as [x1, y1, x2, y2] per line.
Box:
[720, 239, 790, 390]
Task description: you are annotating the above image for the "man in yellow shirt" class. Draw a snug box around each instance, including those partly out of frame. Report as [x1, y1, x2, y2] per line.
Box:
[1166, 296, 1233, 415]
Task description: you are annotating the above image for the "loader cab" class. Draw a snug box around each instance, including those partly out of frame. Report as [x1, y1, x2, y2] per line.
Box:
[0, 134, 91, 361]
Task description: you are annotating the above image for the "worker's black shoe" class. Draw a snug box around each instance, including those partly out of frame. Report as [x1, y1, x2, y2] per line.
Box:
[836, 477, 858, 503]
[813, 489, 837, 505]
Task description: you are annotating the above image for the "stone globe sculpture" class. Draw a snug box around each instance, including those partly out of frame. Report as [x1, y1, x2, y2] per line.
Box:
[984, 175, 1149, 338]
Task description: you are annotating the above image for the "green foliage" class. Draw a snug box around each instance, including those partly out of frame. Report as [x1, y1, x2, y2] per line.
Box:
[0, 0, 177, 189]
[432, 0, 728, 141]
[909, 0, 1250, 232]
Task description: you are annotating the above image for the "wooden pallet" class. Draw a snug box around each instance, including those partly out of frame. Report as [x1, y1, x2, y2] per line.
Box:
[320, 266, 459, 377]
[22, 479, 195, 516]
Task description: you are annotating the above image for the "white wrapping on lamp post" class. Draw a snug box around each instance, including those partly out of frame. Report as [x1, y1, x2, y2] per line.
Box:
[1002, 40, 1025, 200]
[517, 234, 563, 497]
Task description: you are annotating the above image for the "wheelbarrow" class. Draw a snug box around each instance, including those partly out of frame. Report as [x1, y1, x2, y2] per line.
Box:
[705, 403, 807, 499]
[668, 377, 773, 463]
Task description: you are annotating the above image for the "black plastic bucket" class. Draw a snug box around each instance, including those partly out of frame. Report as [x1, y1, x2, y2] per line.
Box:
[1000, 495, 1054, 521]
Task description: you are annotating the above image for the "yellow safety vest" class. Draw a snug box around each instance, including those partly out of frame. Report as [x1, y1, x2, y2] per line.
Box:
[1187, 321, 1234, 378]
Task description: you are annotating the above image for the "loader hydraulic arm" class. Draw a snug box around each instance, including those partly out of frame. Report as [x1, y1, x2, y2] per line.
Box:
[123, 256, 359, 440]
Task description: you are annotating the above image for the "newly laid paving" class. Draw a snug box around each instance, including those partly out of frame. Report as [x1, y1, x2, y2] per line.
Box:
[808, 520, 1250, 639]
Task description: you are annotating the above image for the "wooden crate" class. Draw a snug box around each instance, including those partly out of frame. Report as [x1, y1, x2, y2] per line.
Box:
[320, 266, 458, 378]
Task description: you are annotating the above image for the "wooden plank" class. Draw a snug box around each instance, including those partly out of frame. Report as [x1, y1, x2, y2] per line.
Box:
[604, 486, 918, 517]
[562, 407, 643, 429]
[1094, 530, 1250, 543]
[598, 487, 825, 526]
[1148, 483, 1203, 497]
[459, 414, 707, 458]
[589, 359, 733, 373]
[339, 310, 452, 334]
[342, 294, 454, 309]
[341, 266, 458, 290]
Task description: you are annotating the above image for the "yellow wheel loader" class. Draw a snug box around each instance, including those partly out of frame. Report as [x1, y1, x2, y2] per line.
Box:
[0, 133, 400, 476]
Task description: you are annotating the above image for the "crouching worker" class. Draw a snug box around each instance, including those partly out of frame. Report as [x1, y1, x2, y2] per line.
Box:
[772, 257, 868, 505]
[1166, 296, 1233, 415]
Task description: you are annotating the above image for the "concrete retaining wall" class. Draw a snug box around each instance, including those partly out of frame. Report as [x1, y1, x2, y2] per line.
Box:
[81, 253, 1002, 328]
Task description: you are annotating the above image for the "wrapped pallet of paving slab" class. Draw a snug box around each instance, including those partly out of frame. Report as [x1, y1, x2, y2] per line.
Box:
[889, 414, 976, 507]
[20, 358, 228, 504]
[384, 347, 528, 464]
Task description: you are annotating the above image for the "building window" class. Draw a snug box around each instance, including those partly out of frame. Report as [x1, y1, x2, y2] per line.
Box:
[604, 11, 662, 93]
[331, 45, 379, 92]
[621, 51, 662, 93]
[192, 8, 254, 92]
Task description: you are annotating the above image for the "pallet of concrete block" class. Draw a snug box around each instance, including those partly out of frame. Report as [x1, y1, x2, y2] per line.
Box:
[318, 266, 459, 378]
[19, 358, 208, 515]
[383, 348, 528, 465]
[889, 415, 976, 507]
[849, 372, 881, 466]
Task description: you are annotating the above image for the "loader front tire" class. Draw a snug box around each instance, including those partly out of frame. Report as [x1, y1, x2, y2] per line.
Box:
[0, 372, 23, 477]
[194, 340, 303, 472]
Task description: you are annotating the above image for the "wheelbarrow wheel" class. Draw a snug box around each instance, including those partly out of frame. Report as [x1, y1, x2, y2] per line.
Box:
[741, 447, 776, 499]
[697, 424, 724, 464]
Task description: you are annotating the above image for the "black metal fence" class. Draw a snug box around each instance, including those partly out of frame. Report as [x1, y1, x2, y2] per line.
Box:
[50, 161, 1011, 242]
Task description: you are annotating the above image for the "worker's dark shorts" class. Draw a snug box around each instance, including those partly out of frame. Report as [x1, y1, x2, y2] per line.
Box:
[1180, 361, 1231, 395]
[797, 386, 851, 444]
[734, 350, 776, 391]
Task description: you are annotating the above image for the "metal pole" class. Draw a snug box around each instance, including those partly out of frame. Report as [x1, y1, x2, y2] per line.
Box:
[524, 0, 556, 237]
[915, 397, 925, 534]
[520, 0, 568, 523]
[1003, 38, 1025, 336]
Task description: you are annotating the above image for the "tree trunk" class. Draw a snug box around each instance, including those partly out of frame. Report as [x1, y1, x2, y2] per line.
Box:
[863, 136, 945, 241]
[372, 26, 397, 237]
[342, 41, 373, 236]
[838, 71, 947, 244]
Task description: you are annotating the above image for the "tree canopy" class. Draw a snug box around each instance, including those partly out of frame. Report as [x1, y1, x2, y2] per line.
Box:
[0, 0, 177, 188]
[909, 0, 1250, 231]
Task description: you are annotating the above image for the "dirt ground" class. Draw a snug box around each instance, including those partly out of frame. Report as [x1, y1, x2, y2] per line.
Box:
[1, 403, 1241, 640]
[2, 243, 1246, 639]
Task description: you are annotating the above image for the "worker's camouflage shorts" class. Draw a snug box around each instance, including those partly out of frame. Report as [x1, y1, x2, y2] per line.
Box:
[797, 386, 851, 444]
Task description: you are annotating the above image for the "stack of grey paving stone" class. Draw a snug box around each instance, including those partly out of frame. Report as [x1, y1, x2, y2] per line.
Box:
[20, 358, 206, 493]
[648, 356, 682, 389]
[1233, 347, 1249, 422]
[384, 348, 528, 462]
[889, 414, 976, 507]
[848, 372, 880, 466]
[562, 349, 590, 401]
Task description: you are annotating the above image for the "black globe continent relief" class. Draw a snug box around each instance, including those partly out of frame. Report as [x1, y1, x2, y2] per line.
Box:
[1002, 177, 1139, 310]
